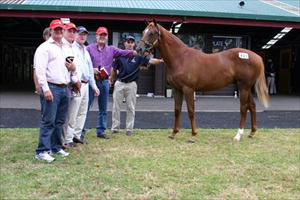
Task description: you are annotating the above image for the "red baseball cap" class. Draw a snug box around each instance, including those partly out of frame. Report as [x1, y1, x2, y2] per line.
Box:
[96, 27, 108, 35]
[49, 19, 64, 29]
[64, 23, 77, 31]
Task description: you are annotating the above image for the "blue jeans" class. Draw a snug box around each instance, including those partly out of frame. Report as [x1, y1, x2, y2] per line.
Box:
[36, 83, 69, 154]
[81, 79, 109, 137]
[92, 79, 109, 136]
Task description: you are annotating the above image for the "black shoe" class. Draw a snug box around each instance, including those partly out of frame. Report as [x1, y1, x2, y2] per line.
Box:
[73, 137, 84, 144]
[81, 138, 88, 144]
[97, 134, 110, 139]
[126, 131, 133, 136]
[111, 130, 119, 134]
[64, 142, 77, 148]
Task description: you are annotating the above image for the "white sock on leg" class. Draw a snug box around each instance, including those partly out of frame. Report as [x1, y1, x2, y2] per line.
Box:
[234, 128, 244, 141]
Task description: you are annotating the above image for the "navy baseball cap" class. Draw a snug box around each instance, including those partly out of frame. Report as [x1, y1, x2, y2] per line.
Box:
[77, 26, 89, 34]
[126, 35, 135, 42]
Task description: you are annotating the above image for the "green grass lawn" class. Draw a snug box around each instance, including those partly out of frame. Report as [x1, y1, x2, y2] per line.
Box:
[0, 128, 299, 200]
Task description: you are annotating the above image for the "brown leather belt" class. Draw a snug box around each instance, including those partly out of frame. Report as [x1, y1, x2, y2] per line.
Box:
[81, 80, 88, 83]
[48, 82, 67, 88]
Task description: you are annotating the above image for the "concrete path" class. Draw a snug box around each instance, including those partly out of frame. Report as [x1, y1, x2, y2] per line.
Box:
[1, 91, 299, 112]
[1, 92, 299, 129]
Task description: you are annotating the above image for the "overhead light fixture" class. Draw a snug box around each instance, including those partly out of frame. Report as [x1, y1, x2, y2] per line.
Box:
[169, 22, 177, 32]
[261, 27, 293, 49]
[267, 39, 278, 45]
[262, 45, 272, 49]
[281, 27, 292, 33]
[174, 23, 182, 34]
[273, 33, 285, 39]
[169, 21, 183, 34]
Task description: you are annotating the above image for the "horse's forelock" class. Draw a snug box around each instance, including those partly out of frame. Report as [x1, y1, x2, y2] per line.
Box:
[148, 22, 155, 27]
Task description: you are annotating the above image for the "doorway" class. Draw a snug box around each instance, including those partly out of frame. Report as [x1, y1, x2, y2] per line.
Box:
[278, 48, 292, 94]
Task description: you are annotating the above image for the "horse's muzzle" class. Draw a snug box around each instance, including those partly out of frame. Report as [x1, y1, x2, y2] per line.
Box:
[135, 48, 142, 56]
[135, 44, 144, 56]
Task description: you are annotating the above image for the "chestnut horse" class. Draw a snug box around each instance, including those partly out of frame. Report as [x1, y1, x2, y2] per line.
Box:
[137, 21, 269, 142]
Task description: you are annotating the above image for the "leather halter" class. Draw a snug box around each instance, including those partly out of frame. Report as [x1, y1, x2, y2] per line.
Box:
[140, 25, 161, 51]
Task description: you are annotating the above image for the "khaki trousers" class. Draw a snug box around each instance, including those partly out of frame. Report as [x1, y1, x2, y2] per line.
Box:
[111, 80, 137, 132]
[63, 82, 89, 143]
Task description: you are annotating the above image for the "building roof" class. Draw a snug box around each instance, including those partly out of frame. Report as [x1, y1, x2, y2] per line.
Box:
[1, 0, 299, 26]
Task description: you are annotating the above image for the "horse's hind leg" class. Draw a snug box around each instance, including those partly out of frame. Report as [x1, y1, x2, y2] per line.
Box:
[183, 88, 197, 143]
[234, 88, 250, 141]
[248, 93, 257, 138]
[169, 89, 183, 139]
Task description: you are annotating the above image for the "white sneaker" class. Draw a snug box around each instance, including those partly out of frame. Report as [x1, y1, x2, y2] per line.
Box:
[35, 152, 55, 163]
[56, 149, 70, 157]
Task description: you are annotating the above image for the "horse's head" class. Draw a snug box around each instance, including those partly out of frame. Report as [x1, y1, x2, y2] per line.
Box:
[136, 20, 160, 56]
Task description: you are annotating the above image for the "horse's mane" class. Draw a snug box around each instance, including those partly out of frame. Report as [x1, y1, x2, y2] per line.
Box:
[158, 24, 188, 48]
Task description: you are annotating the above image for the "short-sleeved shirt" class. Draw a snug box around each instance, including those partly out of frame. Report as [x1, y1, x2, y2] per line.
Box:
[113, 56, 150, 83]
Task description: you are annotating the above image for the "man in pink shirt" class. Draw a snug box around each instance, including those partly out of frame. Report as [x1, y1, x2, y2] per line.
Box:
[34, 19, 78, 162]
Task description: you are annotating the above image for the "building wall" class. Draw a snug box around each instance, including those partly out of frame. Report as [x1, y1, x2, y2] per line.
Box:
[1, 17, 298, 96]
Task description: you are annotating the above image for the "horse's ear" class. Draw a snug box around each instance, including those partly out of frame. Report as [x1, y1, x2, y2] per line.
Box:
[152, 19, 157, 26]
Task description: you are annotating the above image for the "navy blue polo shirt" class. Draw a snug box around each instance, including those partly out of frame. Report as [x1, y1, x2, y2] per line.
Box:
[113, 56, 150, 83]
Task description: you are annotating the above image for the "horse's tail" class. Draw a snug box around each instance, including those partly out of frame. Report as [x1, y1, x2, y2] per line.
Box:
[255, 58, 269, 108]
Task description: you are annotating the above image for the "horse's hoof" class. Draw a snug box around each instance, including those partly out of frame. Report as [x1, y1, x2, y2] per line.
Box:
[187, 138, 195, 143]
[168, 135, 175, 139]
[248, 134, 255, 138]
[233, 136, 241, 142]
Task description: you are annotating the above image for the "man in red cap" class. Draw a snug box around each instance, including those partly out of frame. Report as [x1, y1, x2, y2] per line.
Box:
[34, 19, 79, 162]
[62, 22, 77, 72]
[63, 26, 100, 148]
[85, 26, 137, 139]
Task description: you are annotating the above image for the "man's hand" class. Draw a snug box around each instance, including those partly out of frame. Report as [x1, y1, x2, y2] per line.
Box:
[93, 68, 101, 80]
[93, 68, 100, 75]
[93, 87, 100, 96]
[73, 81, 81, 92]
[65, 61, 76, 72]
[109, 76, 114, 87]
[44, 90, 53, 101]
[35, 86, 41, 94]
[149, 58, 164, 65]
[133, 50, 138, 56]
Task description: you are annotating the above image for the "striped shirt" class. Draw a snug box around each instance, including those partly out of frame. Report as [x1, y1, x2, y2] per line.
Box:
[73, 41, 96, 88]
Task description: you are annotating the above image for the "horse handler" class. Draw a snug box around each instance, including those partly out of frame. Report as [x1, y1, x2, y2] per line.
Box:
[110, 35, 163, 135]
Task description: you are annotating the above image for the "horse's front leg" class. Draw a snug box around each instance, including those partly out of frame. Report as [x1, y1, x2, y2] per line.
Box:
[183, 87, 197, 143]
[169, 89, 183, 139]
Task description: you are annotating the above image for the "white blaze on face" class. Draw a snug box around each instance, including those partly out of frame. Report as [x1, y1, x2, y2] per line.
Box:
[144, 28, 149, 39]
[238, 52, 249, 59]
